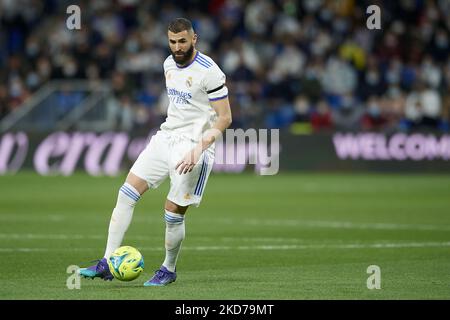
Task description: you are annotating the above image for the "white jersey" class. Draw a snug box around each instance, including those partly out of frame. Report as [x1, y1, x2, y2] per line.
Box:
[160, 51, 228, 142]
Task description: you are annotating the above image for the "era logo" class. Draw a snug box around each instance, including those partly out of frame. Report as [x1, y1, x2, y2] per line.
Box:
[366, 265, 381, 289]
[66, 265, 81, 289]
[366, 5, 381, 30]
[66, 5, 81, 30]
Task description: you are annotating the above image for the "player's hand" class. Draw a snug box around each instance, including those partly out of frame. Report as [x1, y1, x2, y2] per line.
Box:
[175, 147, 202, 175]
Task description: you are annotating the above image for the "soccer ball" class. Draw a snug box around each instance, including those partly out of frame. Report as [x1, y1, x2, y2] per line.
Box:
[107, 246, 144, 281]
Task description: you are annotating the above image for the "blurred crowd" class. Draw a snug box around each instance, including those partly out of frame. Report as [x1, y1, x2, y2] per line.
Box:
[1, 0, 450, 133]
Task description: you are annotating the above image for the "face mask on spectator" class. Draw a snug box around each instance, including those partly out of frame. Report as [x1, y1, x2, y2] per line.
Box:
[366, 71, 380, 85]
[436, 33, 449, 48]
[26, 42, 40, 57]
[26, 72, 40, 89]
[126, 40, 139, 53]
[368, 103, 381, 117]
[9, 79, 23, 98]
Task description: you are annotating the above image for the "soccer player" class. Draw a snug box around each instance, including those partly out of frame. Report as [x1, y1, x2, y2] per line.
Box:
[78, 18, 232, 286]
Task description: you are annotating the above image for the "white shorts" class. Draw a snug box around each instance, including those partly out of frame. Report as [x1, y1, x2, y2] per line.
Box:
[130, 130, 214, 207]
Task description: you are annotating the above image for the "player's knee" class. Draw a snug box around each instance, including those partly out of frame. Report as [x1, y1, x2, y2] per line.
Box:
[125, 172, 149, 195]
[165, 199, 188, 214]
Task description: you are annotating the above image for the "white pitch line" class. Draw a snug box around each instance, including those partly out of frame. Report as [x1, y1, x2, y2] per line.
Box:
[2, 241, 450, 253]
[240, 219, 450, 231]
[0, 248, 48, 252]
[188, 242, 450, 251]
[2, 213, 449, 231]
[0, 233, 155, 241]
[0, 214, 158, 222]
[0, 233, 102, 240]
[0, 233, 311, 243]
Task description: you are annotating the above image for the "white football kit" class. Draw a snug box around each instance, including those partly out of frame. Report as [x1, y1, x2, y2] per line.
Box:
[130, 51, 228, 207]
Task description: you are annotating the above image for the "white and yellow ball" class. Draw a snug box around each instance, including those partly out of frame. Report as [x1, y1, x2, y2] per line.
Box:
[107, 246, 144, 281]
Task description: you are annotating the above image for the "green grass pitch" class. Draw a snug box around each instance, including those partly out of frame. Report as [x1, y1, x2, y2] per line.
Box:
[0, 171, 449, 299]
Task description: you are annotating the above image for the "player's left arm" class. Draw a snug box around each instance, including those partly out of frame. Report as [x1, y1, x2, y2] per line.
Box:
[201, 96, 233, 149]
[176, 96, 232, 174]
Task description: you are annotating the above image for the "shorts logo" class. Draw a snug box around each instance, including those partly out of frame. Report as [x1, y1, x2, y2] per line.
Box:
[184, 193, 191, 200]
[186, 76, 193, 88]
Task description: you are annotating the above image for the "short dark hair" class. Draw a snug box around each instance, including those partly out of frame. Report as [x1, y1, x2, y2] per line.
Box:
[168, 18, 193, 33]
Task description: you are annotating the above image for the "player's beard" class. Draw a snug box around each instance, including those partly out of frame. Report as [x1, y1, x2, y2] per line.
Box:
[171, 44, 195, 66]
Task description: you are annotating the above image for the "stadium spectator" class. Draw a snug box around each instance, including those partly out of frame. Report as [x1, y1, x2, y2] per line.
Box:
[331, 93, 364, 131]
[361, 96, 388, 131]
[0, 85, 8, 120]
[404, 82, 442, 130]
[310, 99, 333, 133]
[442, 86, 450, 132]
[0, 0, 449, 134]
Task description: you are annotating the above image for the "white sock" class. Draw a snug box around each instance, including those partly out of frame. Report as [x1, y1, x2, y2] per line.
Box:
[162, 210, 185, 272]
[103, 183, 140, 259]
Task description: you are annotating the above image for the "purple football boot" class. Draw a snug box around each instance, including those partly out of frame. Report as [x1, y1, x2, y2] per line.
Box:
[143, 266, 177, 286]
[78, 258, 114, 281]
